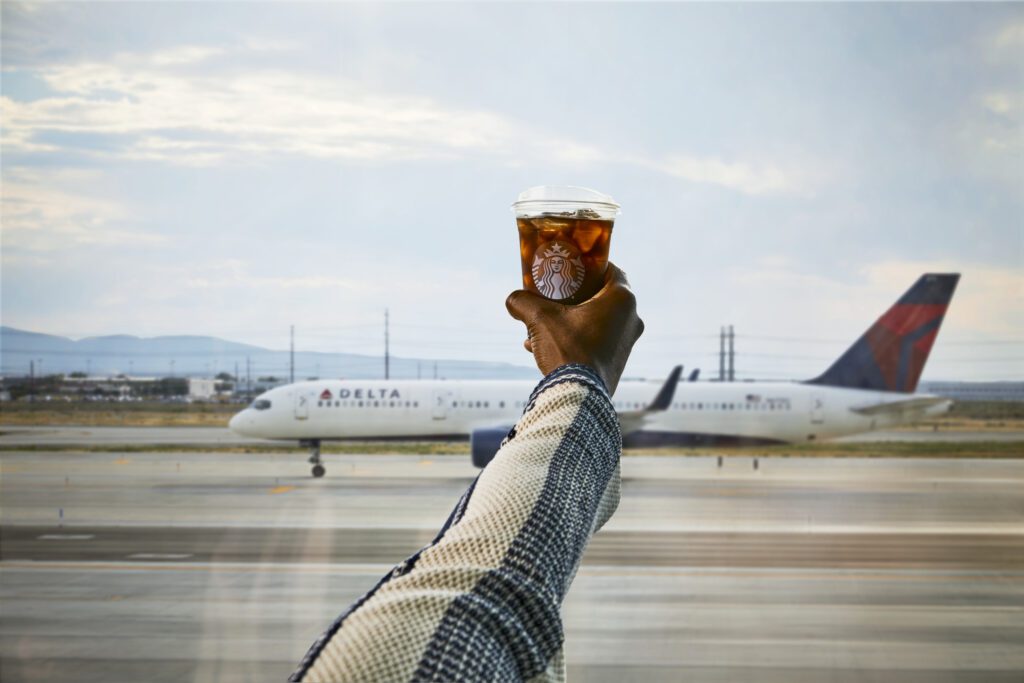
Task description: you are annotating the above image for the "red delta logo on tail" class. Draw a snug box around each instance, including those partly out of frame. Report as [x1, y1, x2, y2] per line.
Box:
[808, 274, 960, 394]
[867, 302, 949, 392]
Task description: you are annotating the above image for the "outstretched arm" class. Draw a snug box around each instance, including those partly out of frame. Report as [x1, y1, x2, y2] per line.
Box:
[291, 364, 620, 682]
[291, 264, 643, 682]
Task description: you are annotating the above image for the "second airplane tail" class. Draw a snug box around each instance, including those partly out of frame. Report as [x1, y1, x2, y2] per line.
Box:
[806, 273, 960, 394]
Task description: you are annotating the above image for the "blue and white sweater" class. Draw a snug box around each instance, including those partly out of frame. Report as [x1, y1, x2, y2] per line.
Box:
[291, 364, 622, 682]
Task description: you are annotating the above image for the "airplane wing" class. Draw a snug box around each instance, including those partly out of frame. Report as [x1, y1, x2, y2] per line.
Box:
[849, 395, 952, 416]
[617, 365, 683, 434]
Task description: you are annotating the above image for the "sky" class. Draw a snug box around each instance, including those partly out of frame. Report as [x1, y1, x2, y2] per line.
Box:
[2, 1, 1022, 382]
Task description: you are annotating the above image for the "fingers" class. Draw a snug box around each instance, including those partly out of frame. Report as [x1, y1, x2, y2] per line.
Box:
[605, 262, 630, 288]
[507, 290, 541, 355]
[588, 263, 631, 302]
[506, 289, 554, 322]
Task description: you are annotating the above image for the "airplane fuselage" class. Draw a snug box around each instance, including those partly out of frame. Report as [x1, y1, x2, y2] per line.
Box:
[229, 378, 950, 445]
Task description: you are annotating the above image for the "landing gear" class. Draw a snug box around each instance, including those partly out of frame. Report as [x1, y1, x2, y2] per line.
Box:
[302, 439, 325, 478]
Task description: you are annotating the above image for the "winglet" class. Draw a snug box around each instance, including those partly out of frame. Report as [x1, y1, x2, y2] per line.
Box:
[645, 365, 683, 411]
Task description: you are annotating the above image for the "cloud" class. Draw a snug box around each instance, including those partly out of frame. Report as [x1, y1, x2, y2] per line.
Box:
[648, 155, 803, 196]
[149, 45, 225, 66]
[727, 259, 1024, 341]
[860, 260, 1024, 340]
[183, 260, 370, 293]
[179, 258, 483, 300]
[982, 91, 1022, 116]
[992, 20, 1024, 51]
[0, 168, 165, 251]
[2, 44, 810, 196]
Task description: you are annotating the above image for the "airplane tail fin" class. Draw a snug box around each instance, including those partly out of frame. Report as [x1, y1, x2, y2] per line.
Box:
[806, 273, 960, 393]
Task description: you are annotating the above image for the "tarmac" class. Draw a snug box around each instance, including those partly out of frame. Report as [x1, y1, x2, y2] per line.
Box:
[4, 423, 1024, 446]
[1, 443, 1022, 681]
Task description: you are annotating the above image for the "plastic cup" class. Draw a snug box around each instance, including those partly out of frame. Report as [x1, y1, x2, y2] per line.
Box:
[512, 186, 620, 304]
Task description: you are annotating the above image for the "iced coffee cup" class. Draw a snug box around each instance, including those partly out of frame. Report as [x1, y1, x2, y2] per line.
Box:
[512, 186, 620, 305]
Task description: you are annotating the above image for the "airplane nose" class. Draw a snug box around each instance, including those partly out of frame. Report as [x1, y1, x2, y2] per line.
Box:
[228, 411, 245, 435]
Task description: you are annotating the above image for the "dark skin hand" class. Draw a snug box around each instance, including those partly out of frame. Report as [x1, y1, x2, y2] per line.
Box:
[506, 263, 644, 395]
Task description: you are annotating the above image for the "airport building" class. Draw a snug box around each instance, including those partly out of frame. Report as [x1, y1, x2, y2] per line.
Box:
[188, 378, 218, 400]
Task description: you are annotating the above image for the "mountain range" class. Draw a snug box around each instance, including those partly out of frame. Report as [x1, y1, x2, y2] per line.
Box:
[0, 326, 539, 381]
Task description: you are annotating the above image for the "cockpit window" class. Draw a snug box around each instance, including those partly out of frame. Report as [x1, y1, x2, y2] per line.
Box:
[252, 399, 272, 411]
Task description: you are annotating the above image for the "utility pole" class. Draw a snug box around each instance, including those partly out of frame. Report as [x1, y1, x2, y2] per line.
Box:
[727, 325, 735, 382]
[719, 327, 725, 382]
[290, 325, 295, 384]
[384, 309, 390, 380]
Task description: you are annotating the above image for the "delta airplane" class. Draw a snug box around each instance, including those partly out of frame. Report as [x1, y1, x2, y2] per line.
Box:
[229, 273, 959, 477]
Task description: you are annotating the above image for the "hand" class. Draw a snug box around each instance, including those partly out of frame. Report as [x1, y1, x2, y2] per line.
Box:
[506, 263, 644, 394]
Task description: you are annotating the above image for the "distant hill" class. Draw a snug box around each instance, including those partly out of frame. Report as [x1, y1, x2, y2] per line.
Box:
[0, 326, 539, 381]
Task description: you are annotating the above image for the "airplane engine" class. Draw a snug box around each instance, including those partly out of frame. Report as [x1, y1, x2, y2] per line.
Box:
[470, 428, 510, 468]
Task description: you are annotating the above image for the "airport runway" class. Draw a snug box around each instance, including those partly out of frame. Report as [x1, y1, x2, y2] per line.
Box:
[0, 425, 267, 446]
[2, 450, 1023, 682]
[4, 423, 1024, 446]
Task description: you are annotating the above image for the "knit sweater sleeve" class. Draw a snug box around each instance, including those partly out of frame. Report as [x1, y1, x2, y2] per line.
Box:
[290, 364, 622, 683]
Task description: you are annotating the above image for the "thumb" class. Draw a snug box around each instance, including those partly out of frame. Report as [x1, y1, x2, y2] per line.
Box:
[505, 289, 551, 323]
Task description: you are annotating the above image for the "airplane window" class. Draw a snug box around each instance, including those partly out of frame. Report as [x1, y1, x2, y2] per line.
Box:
[476, 401, 481, 408]
[358, 401, 363, 407]
[499, 401, 505, 408]
[317, 401, 323, 407]
[697, 403, 703, 410]
[484, 402, 489, 408]
[452, 401, 457, 408]
[414, 402, 419, 407]
[252, 399, 271, 410]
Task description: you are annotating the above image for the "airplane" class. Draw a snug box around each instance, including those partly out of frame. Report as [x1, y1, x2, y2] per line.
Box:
[229, 273, 960, 477]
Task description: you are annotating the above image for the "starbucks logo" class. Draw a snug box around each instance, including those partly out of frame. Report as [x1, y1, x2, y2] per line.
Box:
[532, 240, 585, 301]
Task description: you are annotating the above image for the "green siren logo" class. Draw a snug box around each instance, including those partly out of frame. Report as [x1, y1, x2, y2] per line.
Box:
[532, 240, 585, 300]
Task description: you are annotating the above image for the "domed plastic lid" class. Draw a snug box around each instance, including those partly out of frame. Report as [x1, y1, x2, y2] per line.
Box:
[512, 185, 620, 219]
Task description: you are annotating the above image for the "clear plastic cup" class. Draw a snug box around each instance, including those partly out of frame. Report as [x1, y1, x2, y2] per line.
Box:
[512, 186, 620, 304]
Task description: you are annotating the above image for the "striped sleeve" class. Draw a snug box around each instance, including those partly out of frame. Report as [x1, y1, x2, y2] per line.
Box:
[290, 364, 622, 683]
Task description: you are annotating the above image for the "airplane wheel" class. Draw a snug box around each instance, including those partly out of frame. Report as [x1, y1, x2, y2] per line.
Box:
[312, 464, 326, 478]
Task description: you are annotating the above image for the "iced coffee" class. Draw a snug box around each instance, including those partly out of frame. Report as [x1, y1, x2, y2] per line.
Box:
[512, 186, 620, 305]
